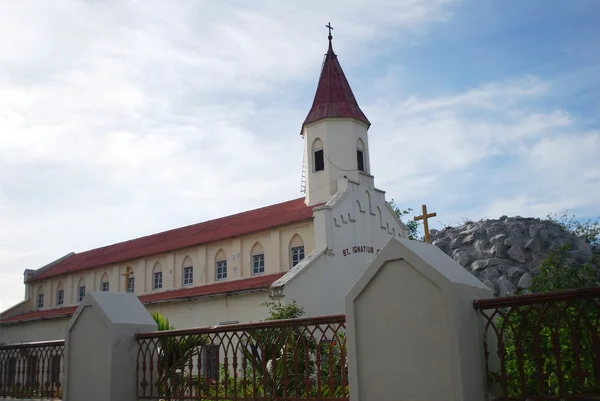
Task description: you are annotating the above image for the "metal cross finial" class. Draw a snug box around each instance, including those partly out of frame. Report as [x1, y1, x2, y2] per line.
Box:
[414, 204, 437, 243]
[326, 22, 333, 40]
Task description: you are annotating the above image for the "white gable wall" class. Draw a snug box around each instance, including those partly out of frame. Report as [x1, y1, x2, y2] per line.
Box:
[273, 174, 408, 317]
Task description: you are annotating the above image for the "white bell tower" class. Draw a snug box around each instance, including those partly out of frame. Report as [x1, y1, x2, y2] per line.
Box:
[301, 29, 372, 207]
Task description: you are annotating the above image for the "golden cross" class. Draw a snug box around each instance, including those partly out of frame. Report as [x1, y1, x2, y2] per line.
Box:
[122, 266, 133, 292]
[414, 204, 437, 243]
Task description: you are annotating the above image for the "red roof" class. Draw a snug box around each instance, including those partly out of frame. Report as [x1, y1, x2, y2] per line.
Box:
[138, 273, 285, 304]
[29, 198, 315, 282]
[302, 37, 370, 128]
[2, 273, 285, 325]
[1, 306, 78, 325]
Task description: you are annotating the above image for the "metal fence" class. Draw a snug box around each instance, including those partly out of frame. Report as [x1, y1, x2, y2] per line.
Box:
[474, 286, 600, 400]
[135, 314, 348, 400]
[0, 339, 64, 399]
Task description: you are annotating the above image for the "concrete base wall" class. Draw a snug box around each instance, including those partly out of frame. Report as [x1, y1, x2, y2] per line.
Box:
[0, 291, 273, 344]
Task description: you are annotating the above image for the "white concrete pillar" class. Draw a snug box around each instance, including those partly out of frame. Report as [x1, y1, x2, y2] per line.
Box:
[63, 291, 157, 401]
[345, 237, 493, 401]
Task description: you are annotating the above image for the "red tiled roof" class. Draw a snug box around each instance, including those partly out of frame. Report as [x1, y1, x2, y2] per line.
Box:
[29, 198, 315, 282]
[2, 273, 285, 325]
[1, 306, 78, 325]
[138, 273, 285, 304]
[302, 37, 370, 128]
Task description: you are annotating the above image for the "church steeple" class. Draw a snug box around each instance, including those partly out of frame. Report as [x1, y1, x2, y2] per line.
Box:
[302, 26, 373, 207]
[302, 26, 370, 130]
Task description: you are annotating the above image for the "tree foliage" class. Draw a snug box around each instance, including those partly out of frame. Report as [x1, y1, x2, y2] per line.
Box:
[547, 211, 600, 252]
[387, 199, 421, 240]
[150, 312, 208, 398]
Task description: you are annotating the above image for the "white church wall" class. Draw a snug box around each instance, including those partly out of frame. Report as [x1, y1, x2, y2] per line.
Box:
[0, 290, 274, 345]
[276, 177, 407, 317]
[241, 233, 270, 277]
[144, 291, 273, 328]
[278, 222, 314, 270]
[9, 220, 314, 320]
[303, 119, 370, 206]
[0, 317, 70, 344]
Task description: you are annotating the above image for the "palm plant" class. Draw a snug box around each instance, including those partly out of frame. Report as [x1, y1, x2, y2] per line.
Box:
[151, 312, 208, 399]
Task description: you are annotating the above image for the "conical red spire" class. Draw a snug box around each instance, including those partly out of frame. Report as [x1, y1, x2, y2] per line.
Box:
[302, 34, 370, 129]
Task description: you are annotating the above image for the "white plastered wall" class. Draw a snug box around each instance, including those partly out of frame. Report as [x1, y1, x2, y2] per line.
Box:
[273, 174, 408, 317]
[303, 119, 371, 206]
[4, 221, 314, 326]
[0, 317, 71, 344]
[0, 290, 275, 345]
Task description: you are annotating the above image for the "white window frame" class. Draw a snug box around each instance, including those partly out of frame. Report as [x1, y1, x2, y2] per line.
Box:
[216, 260, 227, 280]
[291, 246, 305, 267]
[154, 271, 163, 290]
[37, 293, 44, 309]
[183, 266, 194, 286]
[102, 282, 109, 292]
[128, 277, 135, 293]
[57, 290, 64, 306]
[252, 253, 265, 275]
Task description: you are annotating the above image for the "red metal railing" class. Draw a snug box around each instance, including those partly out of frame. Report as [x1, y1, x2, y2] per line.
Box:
[0, 339, 64, 399]
[474, 286, 600, 400]
[135, 314, 348, 400]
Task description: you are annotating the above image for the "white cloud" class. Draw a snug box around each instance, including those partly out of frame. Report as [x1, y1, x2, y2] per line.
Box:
[369, 78, 600, 230]
[0, 0, 598, 314]
[0, 0, 458, 311]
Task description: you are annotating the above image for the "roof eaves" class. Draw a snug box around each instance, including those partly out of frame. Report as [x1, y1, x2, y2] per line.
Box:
[26, 252, 76, 284]
[141, 287, 270, 306]
[27, 209, 316, 283]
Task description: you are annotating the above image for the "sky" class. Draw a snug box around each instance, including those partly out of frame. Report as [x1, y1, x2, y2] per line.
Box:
[1, 0, 599, 311]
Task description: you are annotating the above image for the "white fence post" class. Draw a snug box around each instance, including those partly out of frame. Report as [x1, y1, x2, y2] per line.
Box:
[345, 237, 493, 401]
[62, 292, 157, 401]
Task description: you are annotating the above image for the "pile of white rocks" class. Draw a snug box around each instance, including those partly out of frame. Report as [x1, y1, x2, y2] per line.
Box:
[430, 216, 596, 296]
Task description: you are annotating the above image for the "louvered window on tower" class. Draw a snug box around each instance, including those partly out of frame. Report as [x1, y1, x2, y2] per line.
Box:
[357, 149, 365, 172]
[314, 149, 324, 171]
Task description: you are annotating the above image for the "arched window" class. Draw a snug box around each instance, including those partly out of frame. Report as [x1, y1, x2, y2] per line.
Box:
[56, 281, 64, 306]
[182, 256, 194, 286]
[289, 234, 305, 268]
[153, 262, 163, 290]
[77, 278, 86, 302]
[357, 138, 366, 172]
[312, 138, 324, 172]
[250, 242, 265, 276]
[37, 286, 44, 309]
[125, 268, 135, 293]
[100, 273, 110, 292]
[215, 249, 227, 281]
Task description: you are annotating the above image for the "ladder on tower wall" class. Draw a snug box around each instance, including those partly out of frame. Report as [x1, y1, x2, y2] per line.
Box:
[300, 144, 307, 193]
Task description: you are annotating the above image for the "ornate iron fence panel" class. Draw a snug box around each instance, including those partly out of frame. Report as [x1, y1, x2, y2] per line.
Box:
[0, 339, 65, 399]
[136, 314, 348, 400]
[474, 287, 600, 400]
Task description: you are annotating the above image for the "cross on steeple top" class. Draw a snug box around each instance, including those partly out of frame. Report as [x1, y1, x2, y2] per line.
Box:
[326, 22, 333, 40]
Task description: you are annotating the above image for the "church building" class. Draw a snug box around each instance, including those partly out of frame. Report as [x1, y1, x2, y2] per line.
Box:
[0, 33, 407, 344]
